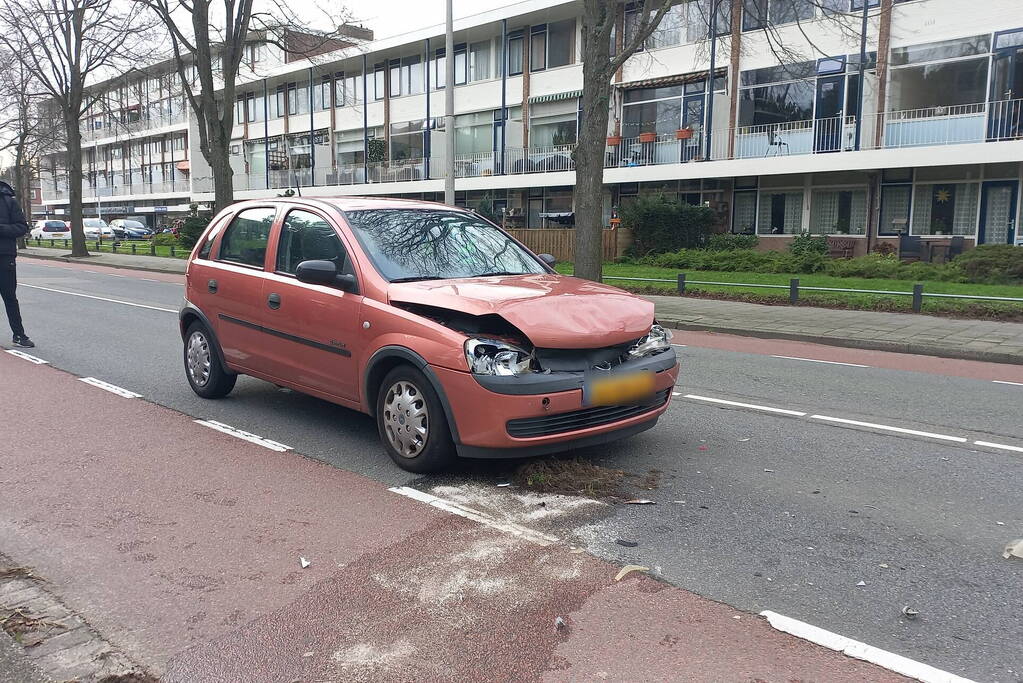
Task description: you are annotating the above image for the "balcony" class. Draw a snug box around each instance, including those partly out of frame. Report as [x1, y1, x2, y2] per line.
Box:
[40, 179, 191, 202]
[81, 113, 188, 143]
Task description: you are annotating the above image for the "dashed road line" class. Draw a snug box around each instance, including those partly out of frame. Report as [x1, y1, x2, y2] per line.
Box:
[79, 377, 142, 398]
[974, 440, 1023, 453]
[771, 355, 870, 368]
[683, 394, 807, 417]
[4, 349, 48, 364]
[809, 415, 967, 443]
[20, 284, 177, 313]
[388, 486, 557, 546]
[993, 380, 1023, 387]
[760, 611, 975, 683]
[194, 420, 293, 452]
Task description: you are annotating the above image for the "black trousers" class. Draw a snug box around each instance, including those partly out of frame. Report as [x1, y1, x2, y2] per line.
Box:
[0, 256, 25, 338]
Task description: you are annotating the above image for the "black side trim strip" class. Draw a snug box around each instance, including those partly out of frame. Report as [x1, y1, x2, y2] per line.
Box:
[218, 314, 352, 357]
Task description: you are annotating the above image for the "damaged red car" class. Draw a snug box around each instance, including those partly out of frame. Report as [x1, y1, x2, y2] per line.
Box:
[180, 198, 679, 472]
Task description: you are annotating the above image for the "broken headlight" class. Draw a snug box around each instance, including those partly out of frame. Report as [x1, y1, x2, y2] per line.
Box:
[628, 324, 673, 359]
[465, 338, 535, 376]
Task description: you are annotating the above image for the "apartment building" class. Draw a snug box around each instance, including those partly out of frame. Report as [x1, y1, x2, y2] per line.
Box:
[40, 0, 1023, 253]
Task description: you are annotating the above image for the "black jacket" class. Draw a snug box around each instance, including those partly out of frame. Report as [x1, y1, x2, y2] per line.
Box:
[0, 181, 29, 258]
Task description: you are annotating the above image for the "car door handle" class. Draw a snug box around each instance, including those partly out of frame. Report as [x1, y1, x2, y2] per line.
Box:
[208, 279, 218, 293]
[267, 293, 281, 310]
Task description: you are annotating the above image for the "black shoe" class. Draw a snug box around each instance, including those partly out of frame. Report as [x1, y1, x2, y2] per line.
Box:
[13, 335, 34, 348]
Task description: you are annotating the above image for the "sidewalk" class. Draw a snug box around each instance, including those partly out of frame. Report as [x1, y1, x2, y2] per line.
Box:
[18, 247, 1023, 364]
[653, 295, 1023, 365]
[0, 352, 902, 682]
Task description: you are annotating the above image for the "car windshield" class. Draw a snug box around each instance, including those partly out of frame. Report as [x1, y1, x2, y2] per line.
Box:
[342, 209, 547, 282]
[84, 219, 107, 228]
[121, 220, 145, 229]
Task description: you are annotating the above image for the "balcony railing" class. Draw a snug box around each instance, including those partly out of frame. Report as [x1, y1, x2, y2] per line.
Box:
[40, 179, 190, 202]
[81, 113, 188, 142]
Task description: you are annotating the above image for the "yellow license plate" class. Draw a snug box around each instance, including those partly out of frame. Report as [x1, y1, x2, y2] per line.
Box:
[587, 372, 655, 407]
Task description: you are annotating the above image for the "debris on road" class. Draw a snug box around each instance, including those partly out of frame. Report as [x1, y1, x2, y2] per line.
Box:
[738, 438, 750, 442]
[555, 616, 567, 630]
[299, 557, 311, 569]
[497, 483, 511, 488]
[879, 563, 889, 569]
[616, 539, 639, 547]
[764, 469, 775, 473]
[614, 565, 649, 582]
[1003, 539, 1023, 560]
[698, 445, 708, 451]
[514, 457, 625, 498]
[625, 499, 655, 505]
[856, 581, 867, 587]
[996, 521, 1005, 526]
[901, 606, 920, 620]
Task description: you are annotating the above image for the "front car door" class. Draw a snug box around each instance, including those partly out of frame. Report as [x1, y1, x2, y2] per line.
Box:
[204, 206, 279, 374]
[259, 207, 363, 402]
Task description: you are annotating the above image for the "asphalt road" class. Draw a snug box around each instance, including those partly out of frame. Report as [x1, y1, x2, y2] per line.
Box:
[6, 259, 1023, 682]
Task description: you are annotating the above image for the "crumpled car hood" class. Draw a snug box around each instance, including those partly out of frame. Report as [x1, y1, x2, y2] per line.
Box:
[388, 274, 653, 348]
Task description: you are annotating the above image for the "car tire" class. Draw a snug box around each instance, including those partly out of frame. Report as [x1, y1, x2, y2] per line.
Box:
[184, 321, 236, 399]
[375, 365, 455, 473]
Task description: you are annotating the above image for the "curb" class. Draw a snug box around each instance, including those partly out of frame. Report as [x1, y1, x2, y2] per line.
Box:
[18, 250, 186, 276]
[659, 319, 1023, 366]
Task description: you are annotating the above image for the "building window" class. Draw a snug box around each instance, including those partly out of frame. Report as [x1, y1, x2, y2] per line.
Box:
[235, 96, 246, 124]
[318, 76, 332, 110]
[454, 111, 494, 155]
[757, 190, 803, 234]
[390, 120, 426, 161]
[507, 30, 524, 76]
[389, 59, 401, 97]
[888, 35, 991, 112]
[434, 49, 447, 88]
[272, 86, 285, 119]
[743, 0, 814, 31]
[879, 184, 911, 236]
[911, 183, 980, 236]
[810, 189, 867, 234]
[529, 20, 575, 72]
[454, 44, 467, 85]
[401, 55, 424, 95]
[469, 40, 491, 82]
[530, 99, 578, 147]
[530, 25, 547, 72]
[373, 63, 385, 100]
[733, 191, 758, 233]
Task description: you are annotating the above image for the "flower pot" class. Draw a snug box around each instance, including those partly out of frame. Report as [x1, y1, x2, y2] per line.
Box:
[606, 136, 622, 146]
[675, 128, 694, 140]
[638, 132, 657, 143]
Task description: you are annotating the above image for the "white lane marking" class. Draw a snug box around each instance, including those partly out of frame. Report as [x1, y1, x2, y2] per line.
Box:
[761, 611, 975, 683]
[993, 380, 1023, 387]
[20, 284, 176, 314]
[79, 377, 141, 398]
[671, 343, 687, 348]
[5, 349, 48, 364]
[671, 391, 683, 396]
[194, 420, 293, 452]
[974, 440, 1023, 454]
[684, 394, 807, 417]
[141, 278, 160, 282]
[810, 415, 967, 443]
[388, 486, 557, 546]
[771, 355, 869, 368]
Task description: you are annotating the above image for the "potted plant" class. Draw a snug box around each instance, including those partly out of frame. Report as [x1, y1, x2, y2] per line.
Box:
[932, 218, 949, 235]
[675, 127, 694, 140]
[639, 131, 657, 143]
[606, 134, 622, 146]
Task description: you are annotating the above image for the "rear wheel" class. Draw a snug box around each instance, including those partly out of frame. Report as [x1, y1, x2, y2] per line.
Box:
[376, 366, 455, 473]
[184, 321, 236, 399]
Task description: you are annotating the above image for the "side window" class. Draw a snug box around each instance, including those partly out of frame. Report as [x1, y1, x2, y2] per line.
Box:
[276, 209, 351, 276]
[197, 215, 227, 260]
[217, 207, 275, 267]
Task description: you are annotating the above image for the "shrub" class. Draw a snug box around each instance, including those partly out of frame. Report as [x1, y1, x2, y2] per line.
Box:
[620, 194, 716, 256]
[178, 203, 212, 249]
[953, 245, 1023, 284]
[789, 233, 829, 256]
[706, 233, 759, 251]
[152, 233, 179, 247]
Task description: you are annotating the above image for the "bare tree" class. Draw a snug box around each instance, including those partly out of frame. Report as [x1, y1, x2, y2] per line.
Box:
[0, 0, 149, 257]
[134, 0, 355, 213]
[575, 0, 674, 282]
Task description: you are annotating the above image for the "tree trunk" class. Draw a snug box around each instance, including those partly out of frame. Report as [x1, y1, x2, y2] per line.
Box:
[65, 119, 88, 258]
[208, 122, 235, 213]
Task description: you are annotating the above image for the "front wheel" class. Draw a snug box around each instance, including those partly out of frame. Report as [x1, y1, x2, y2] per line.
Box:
[376, 366, 455, 473]
[184, 321, 236, 399]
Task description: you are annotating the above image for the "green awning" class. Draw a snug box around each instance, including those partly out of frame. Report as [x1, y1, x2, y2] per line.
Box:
[529, 89, 583, 104]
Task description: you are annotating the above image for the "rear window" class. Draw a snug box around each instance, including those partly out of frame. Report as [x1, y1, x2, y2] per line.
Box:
[84, 219, 107, 228]
[43, 222, 66, 231]
[217, 207, 275, 267]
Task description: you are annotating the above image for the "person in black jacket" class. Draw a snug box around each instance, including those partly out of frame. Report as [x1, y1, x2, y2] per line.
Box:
[0, 181, 33, 348]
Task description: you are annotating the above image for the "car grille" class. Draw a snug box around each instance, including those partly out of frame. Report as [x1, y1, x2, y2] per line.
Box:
[506, 389, 671, 438]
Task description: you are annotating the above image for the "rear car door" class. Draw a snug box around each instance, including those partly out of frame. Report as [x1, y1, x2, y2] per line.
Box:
[203, 206, 279, 375]
[259, 207, 363, 401]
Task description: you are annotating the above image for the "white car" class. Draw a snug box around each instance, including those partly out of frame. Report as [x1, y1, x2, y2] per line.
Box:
[82, 218, 116, 240]
[30, 220, 72, 240]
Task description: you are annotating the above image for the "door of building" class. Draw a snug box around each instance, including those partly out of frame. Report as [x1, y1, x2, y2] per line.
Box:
[978, 181, 1019, 245]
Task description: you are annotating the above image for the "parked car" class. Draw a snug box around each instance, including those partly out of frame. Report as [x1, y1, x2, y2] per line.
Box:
[82, 218, 116, 240]
[30, 220, 72, 240]
[180, 198, 679, 472]
[109, 219, 153, 240]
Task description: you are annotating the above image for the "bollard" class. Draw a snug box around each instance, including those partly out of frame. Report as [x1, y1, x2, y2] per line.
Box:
[677, 273, 686, 294]
[150, 244, 156, 256]
[171, 246, 176, 258]
[131, 243, 136, 255]
[912, 283, 924, 312]
[789, 278, 799, 304]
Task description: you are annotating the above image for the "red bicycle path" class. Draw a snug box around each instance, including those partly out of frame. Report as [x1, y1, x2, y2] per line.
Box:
[0, 352, 904, 681]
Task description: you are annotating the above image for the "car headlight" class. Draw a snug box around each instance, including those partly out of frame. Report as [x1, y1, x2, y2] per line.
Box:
[628, 324, 673, 359]
[465, 338, 534, 376]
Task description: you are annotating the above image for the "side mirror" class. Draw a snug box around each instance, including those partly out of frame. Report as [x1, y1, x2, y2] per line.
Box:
[295, 260, 357, 292]
[537, 253, 557, 268]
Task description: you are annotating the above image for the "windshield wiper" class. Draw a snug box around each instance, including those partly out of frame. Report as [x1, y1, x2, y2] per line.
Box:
[471, 271, 527, 277]
[389, 275, 447, 283]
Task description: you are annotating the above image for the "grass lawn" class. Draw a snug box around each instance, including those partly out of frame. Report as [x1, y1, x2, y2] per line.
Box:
[27, 238, 188, 259]
[556, 263, 1023, 319]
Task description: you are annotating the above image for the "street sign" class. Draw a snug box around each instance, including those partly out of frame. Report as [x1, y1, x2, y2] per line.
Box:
[154, 206, 168, 213]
